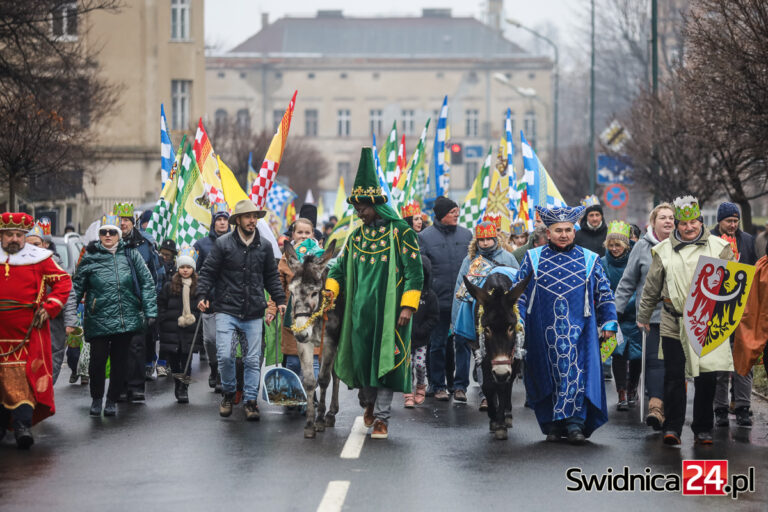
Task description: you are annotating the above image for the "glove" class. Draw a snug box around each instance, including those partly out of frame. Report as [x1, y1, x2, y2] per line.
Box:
[31, 308, 50, 328]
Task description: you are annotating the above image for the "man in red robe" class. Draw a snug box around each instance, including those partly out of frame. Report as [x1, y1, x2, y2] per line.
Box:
[1, 212, 71, 449]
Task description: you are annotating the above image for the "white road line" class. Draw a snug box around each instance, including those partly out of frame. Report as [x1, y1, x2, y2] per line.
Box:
[317, 480, 351, 512]
[340, 415, 367, 459]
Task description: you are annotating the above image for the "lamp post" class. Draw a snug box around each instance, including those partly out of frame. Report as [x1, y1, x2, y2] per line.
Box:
[589, 0, 596, 196]
[493, 73, 550, 150]
[507, 18, 558, 168]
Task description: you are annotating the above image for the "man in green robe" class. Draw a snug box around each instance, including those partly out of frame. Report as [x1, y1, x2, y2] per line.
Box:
[325, 148, 423, 439]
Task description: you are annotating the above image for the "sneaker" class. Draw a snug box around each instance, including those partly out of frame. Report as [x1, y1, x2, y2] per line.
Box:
[219, 393, 234, 417]
[715, 407, 729, 427]
[616, 389, 628, 411]
[214, 374, 222, 394]
[244, 400, 260, 421]
[177, 383, 189, 404]
[735, 407, 753, 427]
[103, 399, 117, 417]
[363, 404, 375, 428]
[208, 371, 218, 389]
[234, 390, 243, 405]
[434, 389, 450, 401]
[694, 431, 713, 445]
[68, 370, 78, 384]
[453, 389, 468, 403]
[404, 394, 415, 408]
[371, 420, 388, 439]
[89, 399, 102, 416]
[627, 388, 638, 407]
[663, 431, 681, 445]
[14, 426, 34, 450]
[156, 365, 168, 377]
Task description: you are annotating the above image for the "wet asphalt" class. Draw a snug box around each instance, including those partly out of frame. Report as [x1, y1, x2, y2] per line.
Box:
[2, 357, 767, 511]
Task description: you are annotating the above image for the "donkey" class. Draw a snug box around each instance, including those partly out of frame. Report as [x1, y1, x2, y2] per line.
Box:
[283, 240, 342, 439]
[463, 272, 531, 440]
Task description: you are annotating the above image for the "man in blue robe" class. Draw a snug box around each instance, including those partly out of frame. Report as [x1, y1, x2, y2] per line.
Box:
[514, 205, 618, 443]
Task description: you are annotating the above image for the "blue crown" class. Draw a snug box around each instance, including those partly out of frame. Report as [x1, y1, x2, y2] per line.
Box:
[177, 245, 199, 264]
[100, 214, 121, 229]
[210, 202, 229, 216]
[580, 195, 600, 207]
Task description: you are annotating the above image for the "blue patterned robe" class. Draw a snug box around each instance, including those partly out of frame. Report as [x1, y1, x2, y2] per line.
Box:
[515, 244, 618, 436]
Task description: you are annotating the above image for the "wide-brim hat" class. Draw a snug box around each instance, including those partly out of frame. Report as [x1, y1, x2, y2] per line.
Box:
[347, 147, 387, 205]
[229, 199, 267, 225]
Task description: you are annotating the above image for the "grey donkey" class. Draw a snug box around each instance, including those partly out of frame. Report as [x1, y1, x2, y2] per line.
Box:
[283, 239, 342, 439]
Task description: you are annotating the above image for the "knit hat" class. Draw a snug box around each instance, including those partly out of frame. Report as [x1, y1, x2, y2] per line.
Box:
[605, 220, 631, 246]
[583, 204, 604, 219]
[139, 209, 152, 226]
[347, 147, 387, 205]
[176, 245, 198, 268]
[433, 196, 458, 221]
[159, 238, 178, 255]
[717, 202, 740, 223]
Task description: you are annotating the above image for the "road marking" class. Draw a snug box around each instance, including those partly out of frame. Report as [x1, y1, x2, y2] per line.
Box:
[340, 415, 367, 459]
[317, 480, 350, 512]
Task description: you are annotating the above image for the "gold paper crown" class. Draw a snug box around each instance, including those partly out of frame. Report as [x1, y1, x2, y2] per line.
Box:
[400, 201, 421, 218]
[482, 212, 502, 231]
[673, 196, 701, 222]
[475, 221, 497, 239]
[113, 202, 135, 218]
[210, 202, 229, 215]
[607, 220, 631, 239]
[178, 245, 199, 263]
[581, 195, 600, 207]
[510, 220, 527, 236]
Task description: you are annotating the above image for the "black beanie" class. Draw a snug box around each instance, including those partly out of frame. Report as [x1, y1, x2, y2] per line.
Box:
[584, 204, 604, 218]
[433, 196, 458, 221]
[299, 203, 318, 227]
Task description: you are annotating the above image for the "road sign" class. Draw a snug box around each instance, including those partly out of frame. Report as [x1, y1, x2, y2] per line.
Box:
[603, 184, 629, 209]
[464, 145, 484, 159]
[600, 120, 631, 152]
[597, 154, 633, 184]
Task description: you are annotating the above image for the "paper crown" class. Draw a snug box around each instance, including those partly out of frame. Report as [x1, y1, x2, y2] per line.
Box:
[176, 245, 199, 268]
[0, 212, 35, 232]
[400, 201, 421, 218]
[673, 196, 701, 222]
[581, 195, 601, 207]
[510, 221, 527, 236]
[482, 212, 502, 231]
[475, 221, 497, 239]
[606, 220, 631, 244]
[26, 224, 45, 239]
[100, 214, 121, 231]
[113, 202, 134, 218]
[211, 202, 229, 216]
[37, 217, 52, 236]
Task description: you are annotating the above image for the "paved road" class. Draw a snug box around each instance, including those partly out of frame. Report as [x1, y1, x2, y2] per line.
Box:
[2, 359, 767, 511]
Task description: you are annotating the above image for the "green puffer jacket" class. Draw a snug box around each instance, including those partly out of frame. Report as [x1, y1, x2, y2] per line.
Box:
[67, 240, 157, 340]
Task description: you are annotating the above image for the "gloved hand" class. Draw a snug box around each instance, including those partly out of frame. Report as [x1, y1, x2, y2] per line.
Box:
[31, 308, 49, 328]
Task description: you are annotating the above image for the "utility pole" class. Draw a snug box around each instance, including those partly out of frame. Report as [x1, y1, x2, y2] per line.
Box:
[588, 0, 596, 195]
[651, 0, 659, 204]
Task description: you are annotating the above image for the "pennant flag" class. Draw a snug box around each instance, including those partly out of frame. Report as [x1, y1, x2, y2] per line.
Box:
[147, 135, 186, 243]
[193, 119, 226, 205]
[432, 96, 450, 197]
[458, 146, 492, 229]
[251, 90, 298, 207]
[267, 181, 298, 220]
[333, 177, 347, 220]
[285, 200, 297, 226]
[317, 196, 325, 222]
[216, 156, 249, 209]
[392, 134, 407, 189]
[247, 152, 258, 192]
[382, 122, 398, 186]
[504, 109, 520, 220]
[521, 130, 567, 229]
[304, 189, 315, 205]
[160, 104, 175, 188]
[372, 133, 398, 212]
[401, 119, 430, 204]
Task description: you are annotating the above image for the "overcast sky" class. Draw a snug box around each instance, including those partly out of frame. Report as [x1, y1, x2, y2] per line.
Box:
[204, 0, 580, 53]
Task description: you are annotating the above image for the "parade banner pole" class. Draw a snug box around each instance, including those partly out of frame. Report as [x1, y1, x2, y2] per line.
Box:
[639, 329, 647, 421]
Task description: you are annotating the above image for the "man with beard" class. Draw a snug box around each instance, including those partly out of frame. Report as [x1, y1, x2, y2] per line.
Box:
[1, 212, 71, 449]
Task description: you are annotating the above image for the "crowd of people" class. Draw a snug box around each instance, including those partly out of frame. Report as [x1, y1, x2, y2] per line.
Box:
[2, 151, 767, 449]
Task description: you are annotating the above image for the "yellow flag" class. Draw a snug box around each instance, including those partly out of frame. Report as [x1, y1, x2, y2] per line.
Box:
[217, 156, 250, 209]
[333, 176, 347, 220]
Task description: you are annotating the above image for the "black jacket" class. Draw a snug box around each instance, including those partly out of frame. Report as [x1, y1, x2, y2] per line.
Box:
[575, 218, 607, 256]
[157, 281, 200, 353]
[710, 226, 757, 265]
[418, 220, 473, 310]
[124, 228, 164, 293]
[196, 229, 286, 320]
[412, 258, 439, 349]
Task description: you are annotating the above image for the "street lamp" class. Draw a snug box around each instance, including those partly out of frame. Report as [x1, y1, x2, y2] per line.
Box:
[493, 73, 551, 153]
[506, 18, 559, 168]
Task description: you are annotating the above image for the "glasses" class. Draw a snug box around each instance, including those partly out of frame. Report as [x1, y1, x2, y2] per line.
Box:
[99, 229, 119, 236]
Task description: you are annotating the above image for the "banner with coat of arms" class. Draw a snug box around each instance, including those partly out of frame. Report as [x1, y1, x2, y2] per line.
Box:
[683, 256, 755, 358]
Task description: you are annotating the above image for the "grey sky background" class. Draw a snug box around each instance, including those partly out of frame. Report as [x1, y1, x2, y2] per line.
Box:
[204, 0, 581, 55]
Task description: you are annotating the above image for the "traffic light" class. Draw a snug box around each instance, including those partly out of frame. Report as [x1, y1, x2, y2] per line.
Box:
[450, 142, 463, 164]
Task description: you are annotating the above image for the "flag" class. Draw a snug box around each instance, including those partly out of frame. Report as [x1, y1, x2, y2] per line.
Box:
[392, 134, 406, 189]
[381, 122, 398, 186]
[247, 152, 258, 191]
[267, 181, 297, 219]
[372, 133, 398, 212]
[521, 130, 567, 229]
[217, 156, 249, 209]
[192, 119, 226, 205]
[432, 96, 450, 197]
[304, 189, 315, 205]
[402, 119, 430, 204]
[333, 177, 347, 220]
[458, 146, 492, 229]
[160, 104, 175, 188]
[251, 90, 298, 207]
[317, 196, 325, 221]
[147, 135, 186, 243]
[285, 200, 297, 226]
[175, 143, 212, 245]
[504, 109, 520, 220]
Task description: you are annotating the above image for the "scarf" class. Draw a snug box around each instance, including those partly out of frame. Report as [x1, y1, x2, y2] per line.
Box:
[178, 277, 196, 327]
[478, 240, 499, 258]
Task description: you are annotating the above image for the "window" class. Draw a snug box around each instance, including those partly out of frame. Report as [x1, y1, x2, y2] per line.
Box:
[214, 109, 228, 132]
[171, 0, 190, 41]
[337, 109, 351, 137]
[305, 109, 318, 137]
[524, 111, 537, 150]
[308, 73, 315, 79]
[240, 72, 247, 79]
[465, 109, 479, 137]
[217, 71, 225, 79]
[465, 161, 479, 188]
[236, 109, 250, 132]
[171, 80, 191, 130]
[273, 109, 284, 131]
[528, 72, 536, 80]
[340, 73, 348, 79]
[337, 162, 352, 183]
[52, 2, 78, 39]
[401, 109, 415, 136]
[369, 109, 383, 136]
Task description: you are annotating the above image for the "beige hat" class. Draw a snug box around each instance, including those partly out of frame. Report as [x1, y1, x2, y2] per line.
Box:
[228, 199, 267, 225]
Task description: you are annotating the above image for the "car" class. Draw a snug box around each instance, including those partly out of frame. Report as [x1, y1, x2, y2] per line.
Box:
[51, 233, 85, 275]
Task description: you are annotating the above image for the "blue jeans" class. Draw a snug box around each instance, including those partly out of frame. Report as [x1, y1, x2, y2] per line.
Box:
[429, 310, 471, 392]
[215, 314, 263, 401]
[285, 354, 319, 379]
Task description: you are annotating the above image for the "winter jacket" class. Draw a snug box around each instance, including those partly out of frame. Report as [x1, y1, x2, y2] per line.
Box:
[64, 240, 157, 340]
[123, 228, 164, 294]
[157, 280, 200, 354]
[755, 231, 767, 260]
[418, 220, 473, 310]
[196, 229, 286, 320]
[575, 219, 607, 257]
[194, 221, 230, 313]
[412, 258, 439, 349]
[602, 245, 642, 360]
[615, 230, 663, 324]
[710, 226, 757, 265]
[512, 237, 535, 265]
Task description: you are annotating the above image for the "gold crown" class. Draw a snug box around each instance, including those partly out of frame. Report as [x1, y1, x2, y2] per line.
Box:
[0, 212, 35, 232]
[475, 221, 497, 239]
[482, 212, 502, 230]
[400, 201, 421, 218]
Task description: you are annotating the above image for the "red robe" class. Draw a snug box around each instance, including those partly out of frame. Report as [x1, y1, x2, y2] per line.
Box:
[1, 243, 72, 426]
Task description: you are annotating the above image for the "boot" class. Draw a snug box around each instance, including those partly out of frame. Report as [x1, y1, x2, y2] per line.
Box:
[627, 387, 638, 407]
[14, 424, 34, 449]
[103, 399, 117, 417]
[735, 406, 752, 427]
[617, 389, 628, 411]
[219, 393, 234, 417]
[715, 407, 729, 427]
[177, 383, 189, 404]
[208, 367, 218, 389]
[645, 398, 664, 430]
[89, 398, 103, 416]
[174, 380, 181, 401]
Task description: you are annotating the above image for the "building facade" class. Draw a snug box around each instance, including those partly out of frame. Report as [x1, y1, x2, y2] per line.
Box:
[206, 9, 553, 204]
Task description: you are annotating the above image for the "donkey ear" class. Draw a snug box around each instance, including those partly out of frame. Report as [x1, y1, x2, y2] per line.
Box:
[319, 239, 337, 265]
[283, 242, 302, 273]
[464, 276, 490, 305]
[504, 273, 531, 309]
